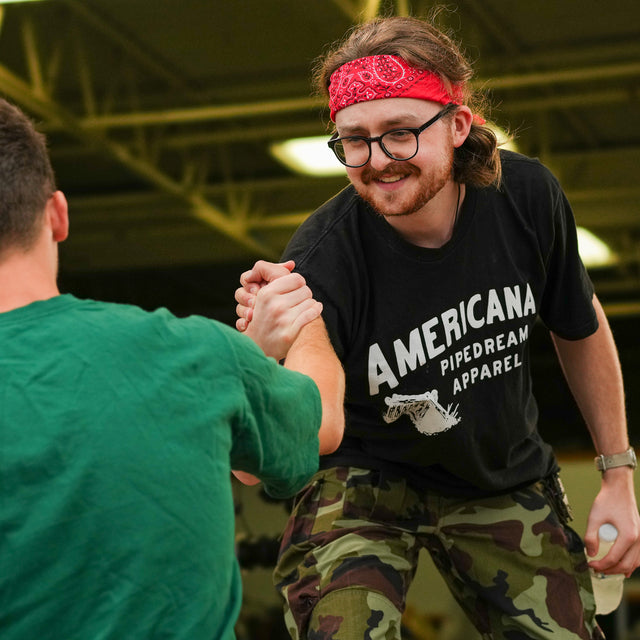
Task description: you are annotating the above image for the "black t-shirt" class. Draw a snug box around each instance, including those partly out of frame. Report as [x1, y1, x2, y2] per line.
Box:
[283, 150, 597, 496]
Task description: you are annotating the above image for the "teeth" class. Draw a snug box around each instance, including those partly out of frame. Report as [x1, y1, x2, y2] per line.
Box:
[379, 175, 404, 183]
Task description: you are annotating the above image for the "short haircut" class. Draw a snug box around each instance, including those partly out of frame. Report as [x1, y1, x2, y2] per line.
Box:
[0, 98, 56, 253]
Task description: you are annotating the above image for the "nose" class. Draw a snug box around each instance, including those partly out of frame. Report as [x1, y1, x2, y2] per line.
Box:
[368, 140, 393, 171]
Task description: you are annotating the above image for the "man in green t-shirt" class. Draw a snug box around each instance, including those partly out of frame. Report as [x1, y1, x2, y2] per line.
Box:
[0, 98, 344, 640]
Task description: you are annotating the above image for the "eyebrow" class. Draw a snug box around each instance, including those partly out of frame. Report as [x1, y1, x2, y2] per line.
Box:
[338, 113, 426, 136]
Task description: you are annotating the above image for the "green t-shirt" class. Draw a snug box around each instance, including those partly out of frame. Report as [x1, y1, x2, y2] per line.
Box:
[0, 295, 321, 639]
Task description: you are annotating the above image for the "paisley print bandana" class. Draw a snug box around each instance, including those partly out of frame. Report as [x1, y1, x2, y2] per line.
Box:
[328, 54, 464, 122]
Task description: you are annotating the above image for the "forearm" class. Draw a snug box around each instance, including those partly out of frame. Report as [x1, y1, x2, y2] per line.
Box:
[552, 295, 639, 568]
[284, 318, 345, 454]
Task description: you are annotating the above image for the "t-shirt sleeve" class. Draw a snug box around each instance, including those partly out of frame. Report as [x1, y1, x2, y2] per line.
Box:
[226, 330, 321, 498]
[536, 171, 598, 339]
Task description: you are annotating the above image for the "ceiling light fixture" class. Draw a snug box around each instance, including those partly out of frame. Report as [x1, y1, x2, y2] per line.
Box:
[270, 136, 346, 177]
[577, 227, 617, 268]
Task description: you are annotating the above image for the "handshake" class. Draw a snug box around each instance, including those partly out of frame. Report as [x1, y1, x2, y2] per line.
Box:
[234, 259, 323, 361]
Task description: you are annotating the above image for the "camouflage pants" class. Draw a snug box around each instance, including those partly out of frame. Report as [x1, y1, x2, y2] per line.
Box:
[273, 466, 604, 640]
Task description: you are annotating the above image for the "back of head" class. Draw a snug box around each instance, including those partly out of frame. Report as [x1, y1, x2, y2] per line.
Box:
[314, 15, 502, 187]
[0, 98, 55, 254]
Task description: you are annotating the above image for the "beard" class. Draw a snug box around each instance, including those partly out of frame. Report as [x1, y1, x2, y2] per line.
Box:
[355, 145, 455, 218]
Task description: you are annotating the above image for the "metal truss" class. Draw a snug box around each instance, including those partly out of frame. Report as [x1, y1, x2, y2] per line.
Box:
[0, 0, 280, 259]
[0, 0, 638, 289]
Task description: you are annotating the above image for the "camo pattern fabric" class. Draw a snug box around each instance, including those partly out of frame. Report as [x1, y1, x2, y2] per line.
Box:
[273, 466, 605, 640]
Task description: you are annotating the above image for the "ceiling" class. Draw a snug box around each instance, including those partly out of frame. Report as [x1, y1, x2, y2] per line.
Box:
[1, 0, 639, 319]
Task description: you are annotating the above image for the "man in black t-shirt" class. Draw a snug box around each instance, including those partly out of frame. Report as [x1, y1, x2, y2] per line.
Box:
[235, 16, 640, 640]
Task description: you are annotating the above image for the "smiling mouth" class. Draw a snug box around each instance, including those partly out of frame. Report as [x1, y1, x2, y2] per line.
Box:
[363, 161, 418, 185]
[377, 174, 406, 184]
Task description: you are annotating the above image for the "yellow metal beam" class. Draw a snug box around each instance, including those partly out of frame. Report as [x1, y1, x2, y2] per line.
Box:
[0, 63, 278, 259]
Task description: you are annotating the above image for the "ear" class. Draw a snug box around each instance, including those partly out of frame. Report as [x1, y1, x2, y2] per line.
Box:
[451, 105, 473, 149]
[46, 191, 69, 242]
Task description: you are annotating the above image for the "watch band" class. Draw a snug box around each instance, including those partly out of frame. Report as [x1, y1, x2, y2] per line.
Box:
[595, 447, 637, 473]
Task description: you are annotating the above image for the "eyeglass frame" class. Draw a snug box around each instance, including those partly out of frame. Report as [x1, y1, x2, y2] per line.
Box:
[327, 103, 457, 168]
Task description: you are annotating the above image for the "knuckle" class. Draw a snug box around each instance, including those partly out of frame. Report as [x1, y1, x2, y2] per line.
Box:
[288, 272, 305, 287]
[239, 269, 252, 285]
[255, 288, 269, 304]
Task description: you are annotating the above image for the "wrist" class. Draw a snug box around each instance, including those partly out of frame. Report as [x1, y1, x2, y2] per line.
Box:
[599, 465, 636, 495]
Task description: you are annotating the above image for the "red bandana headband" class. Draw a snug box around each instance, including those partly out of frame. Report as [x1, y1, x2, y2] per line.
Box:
[328, 54, 484, 123]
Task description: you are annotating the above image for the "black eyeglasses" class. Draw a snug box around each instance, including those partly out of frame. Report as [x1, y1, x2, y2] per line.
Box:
[328, 104, 455, 168]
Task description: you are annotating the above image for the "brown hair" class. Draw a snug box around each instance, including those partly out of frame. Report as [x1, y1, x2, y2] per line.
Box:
[313, 16, 502, 187]
[0, 98, 55, 253]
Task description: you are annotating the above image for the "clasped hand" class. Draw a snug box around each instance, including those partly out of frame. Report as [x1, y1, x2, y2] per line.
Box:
[235, 260, 322, 360]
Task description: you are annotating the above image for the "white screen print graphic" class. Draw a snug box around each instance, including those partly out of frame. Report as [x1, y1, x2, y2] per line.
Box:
[383, 390, 460, 435]
[369, 283, 536, 435]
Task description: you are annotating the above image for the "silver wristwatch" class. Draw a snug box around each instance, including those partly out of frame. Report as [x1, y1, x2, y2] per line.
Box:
[595, 447, 637, 473]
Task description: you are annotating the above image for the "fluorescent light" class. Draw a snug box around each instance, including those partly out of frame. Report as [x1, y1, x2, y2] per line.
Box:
[577, 227, 617, 268]
[0, 1, 46, 4]
[270, 136, 346, 177]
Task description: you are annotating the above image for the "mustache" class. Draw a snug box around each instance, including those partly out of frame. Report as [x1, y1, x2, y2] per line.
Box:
[361, 161, 420, 183]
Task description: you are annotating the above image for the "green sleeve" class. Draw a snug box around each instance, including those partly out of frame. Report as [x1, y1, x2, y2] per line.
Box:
[226, 330, 321, 498]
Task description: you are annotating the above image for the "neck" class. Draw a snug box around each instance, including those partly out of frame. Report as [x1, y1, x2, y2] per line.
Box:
[384, 181, 465, 249]
[0, 248, 60, 313]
